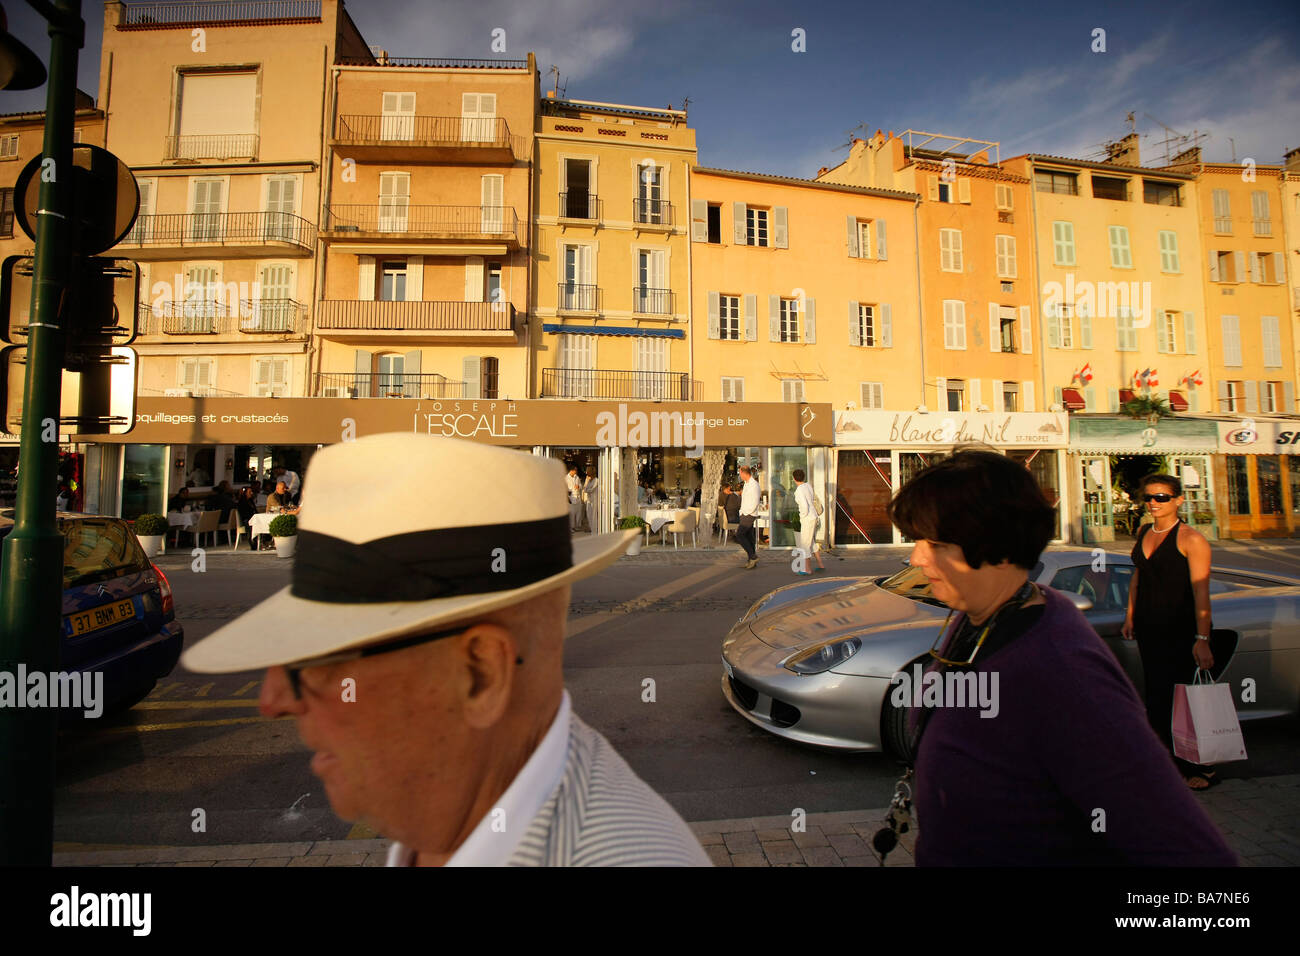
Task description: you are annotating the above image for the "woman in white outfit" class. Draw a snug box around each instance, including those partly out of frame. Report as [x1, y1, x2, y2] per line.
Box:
[792, 469, 826, 574]
[582, 472, 599, 534]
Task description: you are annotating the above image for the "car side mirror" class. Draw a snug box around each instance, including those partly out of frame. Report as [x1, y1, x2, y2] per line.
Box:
[1063, 591, 1094, 612]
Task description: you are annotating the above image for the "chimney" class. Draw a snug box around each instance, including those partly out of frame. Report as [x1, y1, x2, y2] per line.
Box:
[1285, 147, 1300, 173]
[1170, 145, 1201, 167]
[1105, 132, 1141, 167]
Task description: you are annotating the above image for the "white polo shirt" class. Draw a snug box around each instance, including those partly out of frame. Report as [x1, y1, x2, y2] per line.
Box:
[739, 477, 760, 517]
[385, 690, 572, 867]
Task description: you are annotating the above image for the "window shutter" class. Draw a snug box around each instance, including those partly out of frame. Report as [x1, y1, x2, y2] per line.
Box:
[768, 294, 780, 341]
[953, 230, 963, 271]
[1249, 252, 1262, 283]
[1046, 301, 1060, 348]
[1285, 380, 1295, 413]
[732, 202, 747, 244]
[744, 294, 757, 341]
[691, 199, 707, 242]
[1054, 385, 1063, 409]
[465, 256, 484, 302]
[955, 301, 966, 348]
[1233, 250, 1246, 282]
[1079, 305, 1093, 349]
[992, 379, 1004, 412]
[707, 291, 720, 339]
[1244, 379, 1258, 413]
[406, 256, 423, 301]
[354, 349, 372, 393]
[1208, 250, 1220, 282]
[1217, 380, 1230, 409]
[403, 349, 422, 398]
[1260, 380, 1274, 413]
[958, 178, 971, 204]
[1262, 315, 1281, 367]
[804, 297, 816, 343]
[357, 255, 375, 300]
[881, 304, 892, 347]
[1024, 381, 1035, 412]
[928, 175, 939, 202]
[970, 378, 981, 410]
[1019, 305, 1032, 354]
[1108, 387, 1119, 412]
[1155, 306, 1167, 353]
[848, 301, 860, 346]
[1184, 310, 1196, 353]
[846, 216, 859, 258]
[875, 219, 887, 260]
[1084, 386, 1096, 411]
[456, 355, 479, 399]
[988, 302, 1000, 354]
[773, 206, 788, 248]
[934, 376, 946, 410]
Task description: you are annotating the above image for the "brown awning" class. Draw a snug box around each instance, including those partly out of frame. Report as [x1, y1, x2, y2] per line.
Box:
[1168, 390, 1189, 412]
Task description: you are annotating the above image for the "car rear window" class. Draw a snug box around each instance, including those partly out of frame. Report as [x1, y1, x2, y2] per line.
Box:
[60, 518, 151, 589]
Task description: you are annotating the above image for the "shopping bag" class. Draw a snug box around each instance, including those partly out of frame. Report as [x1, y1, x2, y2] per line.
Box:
[1172, 669, 1247, 765]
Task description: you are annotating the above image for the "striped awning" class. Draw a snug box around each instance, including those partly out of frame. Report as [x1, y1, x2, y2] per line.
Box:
[542, 324, 685, 339]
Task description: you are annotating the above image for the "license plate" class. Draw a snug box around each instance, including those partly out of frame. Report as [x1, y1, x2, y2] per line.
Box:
[722, 655, 735, 679]
[66, 598, 137, 637]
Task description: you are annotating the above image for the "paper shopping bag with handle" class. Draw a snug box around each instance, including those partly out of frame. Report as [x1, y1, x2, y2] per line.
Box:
[1172, 669, 1248, 765]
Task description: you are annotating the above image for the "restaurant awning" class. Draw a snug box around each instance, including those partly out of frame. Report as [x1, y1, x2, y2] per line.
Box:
[1061, 388, 1086, 411]
[1068, 415, 1220, 455]
[1168, 390, 1189, 412]
[542, 324, 685, 339]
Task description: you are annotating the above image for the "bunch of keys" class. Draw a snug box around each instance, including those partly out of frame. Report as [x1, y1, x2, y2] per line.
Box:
[871, 771, 913, 860]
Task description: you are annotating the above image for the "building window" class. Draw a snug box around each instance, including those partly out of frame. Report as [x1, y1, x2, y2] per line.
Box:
[995, 184, 1013, 210]
[856, 219, 872, 258]
[636, 163, 664, 224]
[707, 204, 721, 243]
[0, 188, 13, 238]
[178, 357, 216, 395]
[1056, 303, 1074, 349]
[1226, 456, 1251, 515]
[1052, 221, 1076, 266]
[1108, 225, 1132, 268]
[995, 234, 1017, 278]
[1215, 250, 1236, 282]
[175, 70, 257, 158]
[746, 207, 769, 247]
[856, 304, 876, 347]
[1092, 176, 1128, 201]
[1260, 381, 1282, 413]
[0, 133, 18, 159]
[1221, 315, 1242, 366]
[782, 379, 804, 403]
[721, 376, 744, 401]
[719, 294, 740, 340]
[1258, 456, 1283, 514]
[1158, 311, 1178, 353]
[379, 260, 407, 301]
[1143, 180, 1181, 206]
[860, 382, 883, 409]
[779, 297, 799, 342]
[562, 159, 593, 219]
[1116, 309, 1137, 351]
[379, 171, 410, 231]
[939, 228, 963, 272]
[946, 379, 965, 412]
[1034, 170, 1078, 195]
[1000, 312, 1017, 352]
[481, 356, 499, 399]
[1002, 381, 1019, 412]
[1251, 190, 1272, 236]
[1222, 380, 1244, 412]
[943, 300, 966, 349]
[1262, 315, 1282, 367]
[1256, 252, 1278, 284]
[1212, 189, 1231, 233]
[253, 357, 290, 397]
[1158, 230, 1180, 272]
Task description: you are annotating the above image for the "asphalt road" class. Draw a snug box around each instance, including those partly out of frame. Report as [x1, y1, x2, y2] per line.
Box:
[51, 541, 1300, 848]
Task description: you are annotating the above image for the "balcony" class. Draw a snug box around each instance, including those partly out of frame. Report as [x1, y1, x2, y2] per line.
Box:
[541, 369, 699, 401]
[121, 2, 322, 28]
[556, 283, 600, 314]
[331, 114, 521, 163]
[136, 298, 307, 336]
[558, 191, 600, 223]
[118, 211, 316, 259]
[163, 133, 259, 161]
[314, 300, 517, 339]
[631, 287, 674, 316]
[139, 386, 249, 398]
[632, 198, 673, 230]
[321, 204, 522, 247]
[315, 372, 466, 399]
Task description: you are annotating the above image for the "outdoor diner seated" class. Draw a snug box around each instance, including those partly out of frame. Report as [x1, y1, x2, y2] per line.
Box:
[266, 479, 299, 515]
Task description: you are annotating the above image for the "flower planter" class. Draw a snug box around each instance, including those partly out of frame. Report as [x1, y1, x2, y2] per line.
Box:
[137, 534, 164, 559]
[625, 535, 643, 556]
[273, 536, 297, 558]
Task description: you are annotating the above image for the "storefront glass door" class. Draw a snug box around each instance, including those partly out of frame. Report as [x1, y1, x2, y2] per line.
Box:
[1173, 456, 1216, 539]
[768, 447, 809, 548]
[1081, 456, 1113, 543]
[122, 445, 167, 520]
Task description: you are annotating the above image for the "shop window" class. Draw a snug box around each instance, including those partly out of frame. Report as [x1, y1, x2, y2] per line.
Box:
[1226, 456, 1251, 515]
[834, 450, 894, 545]
[1258, 456, 1283, 514]
[1290, 461, 1300, 516]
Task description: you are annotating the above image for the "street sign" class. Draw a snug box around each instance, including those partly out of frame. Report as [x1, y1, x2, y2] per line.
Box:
[2, 344, 137, 436]
[2, 255, 140, 345]
[14, 145, 140, 255]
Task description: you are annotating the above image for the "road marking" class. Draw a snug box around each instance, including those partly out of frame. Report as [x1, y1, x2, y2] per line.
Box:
[96, 715, 287, 734]
[194, 682, 214, 697]
[233, 680, 261, 697]
[347, 823, 379, 840]
[567, 563, 733, 639]
[133, 699, 263, 709]
[149, 681, 183, 699]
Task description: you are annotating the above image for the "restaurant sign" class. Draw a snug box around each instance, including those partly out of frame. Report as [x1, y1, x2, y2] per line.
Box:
[1216, 418, 1300, 455]
[78, 398, 835, 447]
[833, 410, 1069, 448]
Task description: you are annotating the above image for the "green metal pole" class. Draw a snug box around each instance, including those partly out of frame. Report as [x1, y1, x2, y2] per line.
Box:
[0, 0, 82, 865]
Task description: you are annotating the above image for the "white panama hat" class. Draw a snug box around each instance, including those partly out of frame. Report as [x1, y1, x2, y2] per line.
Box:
[181, 433, 637, 673]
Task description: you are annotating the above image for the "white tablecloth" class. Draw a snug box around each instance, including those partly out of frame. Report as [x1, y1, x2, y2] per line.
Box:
[249, 513, 276, 537]
[642, 508, 689, 534]
[167, 511, 200, 529]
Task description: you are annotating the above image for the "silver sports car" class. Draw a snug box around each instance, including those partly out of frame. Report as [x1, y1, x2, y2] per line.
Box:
[721, 549, 1300, 754]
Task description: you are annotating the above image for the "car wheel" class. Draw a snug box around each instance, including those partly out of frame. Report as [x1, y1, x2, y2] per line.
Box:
[881, 661, 925, 762]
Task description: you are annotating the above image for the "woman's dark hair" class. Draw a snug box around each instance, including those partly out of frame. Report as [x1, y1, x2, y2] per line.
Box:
[791, 468, 806, 482]
[887, 449, 1055, 569]
[1139, 473, 1182, 497]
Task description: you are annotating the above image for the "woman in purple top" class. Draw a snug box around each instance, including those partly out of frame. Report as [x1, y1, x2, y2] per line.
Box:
[887, 450, 1235, 866]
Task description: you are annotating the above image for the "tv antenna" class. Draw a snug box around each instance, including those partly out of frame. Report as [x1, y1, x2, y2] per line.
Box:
[834, 122, 869, 153]
[548, 65, 566, 99]
[1145, 113, 1208, 166]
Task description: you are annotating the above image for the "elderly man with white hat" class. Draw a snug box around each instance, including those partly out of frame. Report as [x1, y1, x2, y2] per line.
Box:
[182, 434, 709, 867]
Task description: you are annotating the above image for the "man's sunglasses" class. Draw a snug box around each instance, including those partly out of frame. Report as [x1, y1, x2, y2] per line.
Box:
[1143, 493, 1176, 503]
[283, 623, 523, 700]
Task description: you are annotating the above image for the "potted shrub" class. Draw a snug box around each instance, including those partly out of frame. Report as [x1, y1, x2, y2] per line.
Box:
[269, 513, 298, 558]
[618, 515, 646, 555]
[133, 513, 167, 558]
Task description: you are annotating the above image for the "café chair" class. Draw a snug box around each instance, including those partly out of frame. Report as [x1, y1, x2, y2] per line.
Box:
[193, 509, 221, 549]
[223, 511, 244, 550]
[716, 505, 738, 546]
[665, 509, 697, 550]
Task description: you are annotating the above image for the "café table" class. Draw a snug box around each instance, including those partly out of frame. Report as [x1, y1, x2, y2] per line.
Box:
[641, 507, 689, 545]
[167, 510, 200, 548]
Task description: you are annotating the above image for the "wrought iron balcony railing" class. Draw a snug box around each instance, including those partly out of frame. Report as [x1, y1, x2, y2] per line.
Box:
[314, 300, 515, 332]
[335, 56, 528, 69]
[136, 298, 306, 335]
[558, 191, 599, 221]
[633, 198, 673, 226]
[315, 372, 466, 399]
[120, 211, 315, 252]
[164, 133, 259, 160]
[122, 2, 321, 27]
[335, 114, 513, 147]
[541, 368, 699, 401]
[556, 283, 600, 313]
[632, 287, 674, 315]
[323, 204, 521, 242]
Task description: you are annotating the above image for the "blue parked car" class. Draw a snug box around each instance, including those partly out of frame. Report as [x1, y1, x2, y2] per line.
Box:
[0, 510, 183, 716]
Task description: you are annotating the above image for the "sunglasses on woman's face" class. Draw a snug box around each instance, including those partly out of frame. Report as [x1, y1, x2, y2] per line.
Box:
[1144, 493, 1176, 503]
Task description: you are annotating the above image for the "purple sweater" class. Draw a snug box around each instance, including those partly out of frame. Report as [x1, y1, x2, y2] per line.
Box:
[914, 586, 1237, 866]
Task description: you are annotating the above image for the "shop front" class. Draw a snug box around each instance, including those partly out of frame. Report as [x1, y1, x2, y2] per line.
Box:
[831, 410, 1071, 546]
[1068, 415, 1221, 544]
[1216, 418, 1300, 538]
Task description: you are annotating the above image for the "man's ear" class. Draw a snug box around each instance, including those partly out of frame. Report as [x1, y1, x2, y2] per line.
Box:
[454, 624, 517, 730]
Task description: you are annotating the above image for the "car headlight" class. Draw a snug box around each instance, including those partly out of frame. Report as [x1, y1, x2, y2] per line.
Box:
[783, 637, 862, 675]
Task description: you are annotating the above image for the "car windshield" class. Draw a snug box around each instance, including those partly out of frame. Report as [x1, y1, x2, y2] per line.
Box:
[877, 565, 946, 607]
[60, 518, 151, 589]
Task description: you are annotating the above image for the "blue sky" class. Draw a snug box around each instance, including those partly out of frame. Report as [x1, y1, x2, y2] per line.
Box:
[3, 0, 1297, 175]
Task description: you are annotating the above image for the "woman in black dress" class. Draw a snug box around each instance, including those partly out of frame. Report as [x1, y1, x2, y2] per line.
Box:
[1123, 473, 1218, 789]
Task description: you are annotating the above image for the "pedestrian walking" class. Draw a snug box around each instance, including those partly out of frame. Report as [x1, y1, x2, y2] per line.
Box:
[564, 465, 583, 531]
[582, 471, 599, 534]
[1123, 473, 1220, 790]
[887, 449, 1235, 865]
[791, 469, 825, 574]
[736, 465, 760, 569]
[181, 434, 710, 867]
